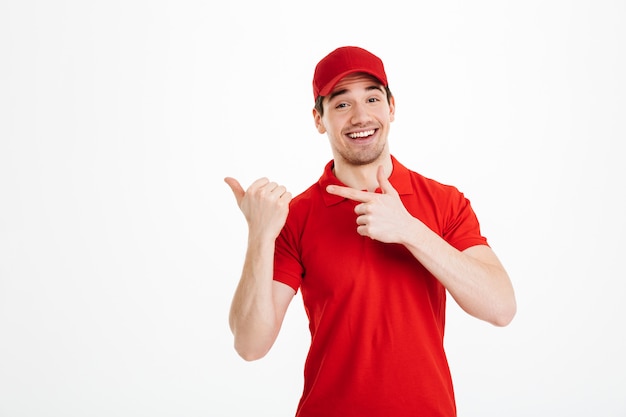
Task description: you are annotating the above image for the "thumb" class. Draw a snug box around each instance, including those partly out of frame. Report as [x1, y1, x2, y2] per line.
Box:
[224, 177, 245, 206]
[376, 165, 396, 194]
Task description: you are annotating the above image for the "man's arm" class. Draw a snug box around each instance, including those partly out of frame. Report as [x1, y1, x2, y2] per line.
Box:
[326, 166, 516, 326]
[401, 233, 515, 327]
[224, 177, 296, 361]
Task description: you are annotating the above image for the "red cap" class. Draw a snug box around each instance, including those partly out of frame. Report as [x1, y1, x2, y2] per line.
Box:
[312, 46, 388, 100]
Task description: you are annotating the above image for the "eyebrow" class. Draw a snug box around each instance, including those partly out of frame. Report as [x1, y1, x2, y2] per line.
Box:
[327, 85, 384, 101]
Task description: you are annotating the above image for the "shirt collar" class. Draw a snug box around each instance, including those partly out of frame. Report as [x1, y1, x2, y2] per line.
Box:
[319, 155, 414, 206]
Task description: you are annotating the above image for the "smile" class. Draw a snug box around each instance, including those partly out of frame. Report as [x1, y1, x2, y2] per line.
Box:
[347, 129, 376, 139]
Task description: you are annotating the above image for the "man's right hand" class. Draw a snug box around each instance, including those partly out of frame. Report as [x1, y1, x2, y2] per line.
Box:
[224, 177, 292, 240]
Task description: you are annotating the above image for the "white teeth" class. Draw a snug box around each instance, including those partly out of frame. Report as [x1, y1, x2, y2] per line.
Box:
[348, 130, 375, 139]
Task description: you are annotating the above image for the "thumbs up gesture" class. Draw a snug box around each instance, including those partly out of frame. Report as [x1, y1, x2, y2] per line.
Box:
[225, 177, 292, 241]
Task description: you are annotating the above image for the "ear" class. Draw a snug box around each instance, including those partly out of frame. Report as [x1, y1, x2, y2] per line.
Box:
[388, 96, 396, 122]
[312, 108, 326, 134]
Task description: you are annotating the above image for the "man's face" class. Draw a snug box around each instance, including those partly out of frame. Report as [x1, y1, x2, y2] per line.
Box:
[314, 73, 395, 167]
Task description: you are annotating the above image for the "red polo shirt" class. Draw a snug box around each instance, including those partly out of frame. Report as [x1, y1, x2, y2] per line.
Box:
[274, 155, 488, 417]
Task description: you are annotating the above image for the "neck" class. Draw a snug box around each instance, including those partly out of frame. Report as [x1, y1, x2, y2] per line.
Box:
[333, 155, 393, 192]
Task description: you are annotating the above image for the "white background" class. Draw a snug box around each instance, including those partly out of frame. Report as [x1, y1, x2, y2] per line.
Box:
[1, 1, 625, 416]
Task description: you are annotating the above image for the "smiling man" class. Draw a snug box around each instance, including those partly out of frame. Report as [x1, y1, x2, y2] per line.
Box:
[225, 46, 516, 417]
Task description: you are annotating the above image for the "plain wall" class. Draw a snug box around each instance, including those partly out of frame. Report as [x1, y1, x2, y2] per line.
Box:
[1, 1, 624, 416]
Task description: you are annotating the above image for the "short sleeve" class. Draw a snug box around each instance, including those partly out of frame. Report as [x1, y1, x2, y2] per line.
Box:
[273, 217, 304, 292]
[442, 189, 489, 251]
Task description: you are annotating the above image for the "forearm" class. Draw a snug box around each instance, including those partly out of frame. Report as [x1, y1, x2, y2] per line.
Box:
[229, 237, 281, 360]
[401, 219, 516, 326]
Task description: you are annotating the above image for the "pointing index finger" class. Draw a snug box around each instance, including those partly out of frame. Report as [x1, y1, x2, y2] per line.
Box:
[326, 185, 373, 202]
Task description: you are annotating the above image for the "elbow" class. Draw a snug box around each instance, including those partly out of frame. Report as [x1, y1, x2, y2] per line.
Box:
[230, 318, 279, 361]
[491, 312, 515, 327]
[235, 346, 269, 362]
[491, 299, 517, 327]
[487, 280, 517, 327]
[233, 337, 273, 362]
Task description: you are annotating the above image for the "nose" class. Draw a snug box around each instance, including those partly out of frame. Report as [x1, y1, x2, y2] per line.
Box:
[350, 102, 372, 125]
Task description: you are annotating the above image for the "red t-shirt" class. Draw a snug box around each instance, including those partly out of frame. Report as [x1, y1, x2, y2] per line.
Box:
[274, 156, 488, 417]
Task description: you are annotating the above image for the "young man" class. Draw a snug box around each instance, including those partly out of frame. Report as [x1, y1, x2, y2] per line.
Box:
[225, 46, 516, 417]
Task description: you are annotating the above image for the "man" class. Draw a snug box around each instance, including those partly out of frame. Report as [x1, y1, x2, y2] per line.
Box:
[225, 46, 516, 417]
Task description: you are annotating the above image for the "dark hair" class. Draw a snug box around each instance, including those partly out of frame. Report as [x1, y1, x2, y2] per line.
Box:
[314, 85, 393, 117]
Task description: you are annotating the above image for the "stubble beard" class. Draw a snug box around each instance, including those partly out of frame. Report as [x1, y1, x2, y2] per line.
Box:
[337, 140, 387, 167]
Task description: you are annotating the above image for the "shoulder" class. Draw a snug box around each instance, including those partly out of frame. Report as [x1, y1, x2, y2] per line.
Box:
[398, 161, 465, 201]
[393, 159, 473, 220]
[290, 182, 321, 209]
[283, 181, 323, 231]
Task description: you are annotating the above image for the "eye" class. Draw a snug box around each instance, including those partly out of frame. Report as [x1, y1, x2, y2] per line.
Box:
[367, 97, 380, 103]
[335, 102, 349, 109]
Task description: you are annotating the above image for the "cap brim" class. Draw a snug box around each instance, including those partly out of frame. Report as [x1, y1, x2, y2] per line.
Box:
[317, 69, 386, 98]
